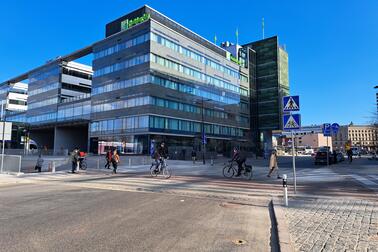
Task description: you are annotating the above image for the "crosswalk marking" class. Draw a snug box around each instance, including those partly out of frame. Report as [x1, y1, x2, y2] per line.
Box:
[350, 175, 378, 187]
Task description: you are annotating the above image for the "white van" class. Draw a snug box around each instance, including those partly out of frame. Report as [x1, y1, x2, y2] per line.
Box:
[304, 146, 314, 155]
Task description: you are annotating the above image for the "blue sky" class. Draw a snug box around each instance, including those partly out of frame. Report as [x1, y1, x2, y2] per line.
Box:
[1, 0, 377, 126]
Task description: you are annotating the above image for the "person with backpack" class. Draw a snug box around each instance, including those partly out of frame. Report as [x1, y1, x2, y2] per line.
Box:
[105, 150, 112, 169]
[111, 149, 120, 174]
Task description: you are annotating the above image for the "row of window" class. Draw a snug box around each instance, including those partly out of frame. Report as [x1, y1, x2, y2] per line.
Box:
[92, 96, 150, 113]
[28, 97, 58, 110]
[90, 115, 149, 133]
[28, 112, 57, 124]
[92, 95, 230, 120]
[92, 75, 149, 95]
[149, 116, 244, 137]
[28, 82, 59, 96]
[90, 115, 245, 137]
[93, 54, 149, 77]
[151, 97, 229, 119]
[151, 33, 243, 80]
[57, 102, 91, 121]
[151, 75, 241, 105]
[151, 53, 249, 96]
[92, 74, 241, 105]
[29, 66, 60, 84]
[94, 33, 150, 59]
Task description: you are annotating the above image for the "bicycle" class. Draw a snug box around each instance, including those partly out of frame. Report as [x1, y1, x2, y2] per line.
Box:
[223, 160, 253, 180]
[150, 158, 172, 179]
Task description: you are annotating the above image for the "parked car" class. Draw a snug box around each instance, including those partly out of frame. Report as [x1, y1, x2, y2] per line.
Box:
[314, 148, 333, 165]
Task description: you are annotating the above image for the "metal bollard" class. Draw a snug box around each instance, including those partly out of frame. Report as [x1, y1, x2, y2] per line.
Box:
[210, 158, 214, 166]
[129, 158, 131, 167]
[97, 158, 100, 169]
[283, 174, 288, 207]
[52, 161, 55, 173]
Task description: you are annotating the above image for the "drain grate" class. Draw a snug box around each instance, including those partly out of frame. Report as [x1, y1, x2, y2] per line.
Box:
[232, 239, 247, 245]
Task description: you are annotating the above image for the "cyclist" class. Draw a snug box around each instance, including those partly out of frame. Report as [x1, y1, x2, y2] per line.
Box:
[231, 147, 246, 177]
[153, 142, 168, 172]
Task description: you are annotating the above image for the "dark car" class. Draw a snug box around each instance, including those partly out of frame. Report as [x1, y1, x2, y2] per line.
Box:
[314, 148, 333, 165]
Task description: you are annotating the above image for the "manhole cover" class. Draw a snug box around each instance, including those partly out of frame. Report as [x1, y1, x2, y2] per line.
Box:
[232, 239, 247, 245]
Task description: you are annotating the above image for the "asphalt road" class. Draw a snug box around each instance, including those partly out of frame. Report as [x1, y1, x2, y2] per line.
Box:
[0, 183, 271, 252]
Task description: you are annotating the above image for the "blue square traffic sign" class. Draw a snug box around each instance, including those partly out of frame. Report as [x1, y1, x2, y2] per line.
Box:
[283, 114, 301, 130]
[283, 96, 300, 112]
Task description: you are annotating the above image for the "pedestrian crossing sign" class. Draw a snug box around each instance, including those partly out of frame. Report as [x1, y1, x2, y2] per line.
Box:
[283, 96, 300, 112]
[283, 114, 301, 130]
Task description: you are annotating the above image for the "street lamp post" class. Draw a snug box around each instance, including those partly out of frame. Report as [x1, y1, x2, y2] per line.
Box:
[0, 100, 6, 173]
[201, 97, 206, 165]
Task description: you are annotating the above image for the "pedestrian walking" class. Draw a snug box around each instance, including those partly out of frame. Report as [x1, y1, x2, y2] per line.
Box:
[111, 149, 120, 174]
[267, 149, 281, 179]
[35, 154, 44, 173]
[347, 149, 353, 163]
[105, 150, 112, 169]
[70, 148, 79, 173]
[191, 149, 197, 164]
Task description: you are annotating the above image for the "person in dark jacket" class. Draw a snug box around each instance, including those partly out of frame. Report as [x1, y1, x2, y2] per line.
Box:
[231, 147, 246, 177]
[105, 150, 112, 169]
[191, 149, 197, 164]
[153, 142, 168, 172]
[70, 148, 79, 173]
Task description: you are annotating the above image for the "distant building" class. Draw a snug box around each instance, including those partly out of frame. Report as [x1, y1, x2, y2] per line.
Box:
[293, 133, 332, 151]
[333, 124, 378, 151]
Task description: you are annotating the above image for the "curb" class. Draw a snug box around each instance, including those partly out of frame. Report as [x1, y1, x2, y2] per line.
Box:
[271, 196, 295, 252]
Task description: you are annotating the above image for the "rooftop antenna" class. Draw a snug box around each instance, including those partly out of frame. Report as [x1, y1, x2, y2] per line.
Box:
[214, 34, 217, 45]
[262, 17, 265, 39]
[236, 28, 239, 45]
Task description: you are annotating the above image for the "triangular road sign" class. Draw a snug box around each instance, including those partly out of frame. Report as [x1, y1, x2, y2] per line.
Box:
[284, 97, 299, 111]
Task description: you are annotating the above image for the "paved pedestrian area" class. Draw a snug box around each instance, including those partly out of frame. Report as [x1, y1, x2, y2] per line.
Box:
[284, 198, 378, 252]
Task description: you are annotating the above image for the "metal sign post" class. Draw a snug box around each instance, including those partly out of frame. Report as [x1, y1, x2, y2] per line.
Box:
[283, 106, 301, 195]
[291, 131, 297, 194]
[283, 96, 301, 194]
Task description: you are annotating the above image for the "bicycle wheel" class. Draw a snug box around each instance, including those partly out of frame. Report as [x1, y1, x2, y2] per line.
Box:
[243, 165, 253, 180]
[223, 164, 234, 178]
[150, 164, 158, 177]
[81, 161, 87, 170]
[162, 165, 172, 179]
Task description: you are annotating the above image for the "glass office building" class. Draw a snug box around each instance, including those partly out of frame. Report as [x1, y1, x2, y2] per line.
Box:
[90, 6, 251, 156]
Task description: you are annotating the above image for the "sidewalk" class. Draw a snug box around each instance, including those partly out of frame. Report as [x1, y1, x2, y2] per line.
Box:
[272, 193, 378, 252]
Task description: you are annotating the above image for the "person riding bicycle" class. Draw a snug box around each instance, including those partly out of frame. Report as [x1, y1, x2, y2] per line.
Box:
[153, 142, 168, 172]
[231, 147, 246, 177]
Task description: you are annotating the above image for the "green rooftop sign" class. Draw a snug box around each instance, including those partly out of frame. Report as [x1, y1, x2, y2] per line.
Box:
[121, 13, 151, 31]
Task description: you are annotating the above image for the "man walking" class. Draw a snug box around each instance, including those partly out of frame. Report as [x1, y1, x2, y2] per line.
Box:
[35, 154, 44, 173]
[70, 148, 79, 173]
[191, 149, 197, 165]
[111, 149, 120, 174]
[105, 150, 112, 169]
[267, 149, 281, 179]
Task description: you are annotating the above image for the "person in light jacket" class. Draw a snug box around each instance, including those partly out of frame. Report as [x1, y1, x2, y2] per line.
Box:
[35, 154, 44, 173]
[267, 149, 281, 179]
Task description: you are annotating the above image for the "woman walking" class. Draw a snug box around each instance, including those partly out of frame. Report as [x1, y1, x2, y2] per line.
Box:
[267, 149, 281, 179]
[111, 150, 120, 174]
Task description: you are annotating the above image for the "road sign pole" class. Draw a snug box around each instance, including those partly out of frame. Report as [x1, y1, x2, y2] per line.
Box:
[326, 135, 329, 167]
[292, 130, 297, 194]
